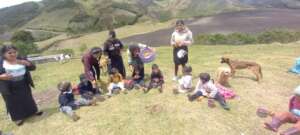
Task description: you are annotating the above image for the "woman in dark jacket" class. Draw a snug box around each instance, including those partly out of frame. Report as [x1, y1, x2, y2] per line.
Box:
[0, 45, 42, 126]
[82, 47, 102, 87]
[103, 30, 126, 78]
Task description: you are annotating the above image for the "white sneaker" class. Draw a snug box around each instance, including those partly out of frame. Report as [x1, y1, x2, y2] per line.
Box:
[172, 76, 178, 81]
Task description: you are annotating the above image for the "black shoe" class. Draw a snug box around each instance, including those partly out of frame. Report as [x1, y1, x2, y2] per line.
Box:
[14, 120, 24, 126]
[35, 111, 43, 116]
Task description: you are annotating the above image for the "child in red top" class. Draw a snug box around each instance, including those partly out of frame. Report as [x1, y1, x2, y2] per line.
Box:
[264, 85, 300, 135]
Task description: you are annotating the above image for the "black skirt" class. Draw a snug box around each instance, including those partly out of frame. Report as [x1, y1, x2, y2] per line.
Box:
[1, 79, 38, 121]
[173, 46, 188, 65]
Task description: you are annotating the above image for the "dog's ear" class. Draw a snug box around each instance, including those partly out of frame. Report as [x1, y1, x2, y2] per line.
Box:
[221, 57, 226, 63]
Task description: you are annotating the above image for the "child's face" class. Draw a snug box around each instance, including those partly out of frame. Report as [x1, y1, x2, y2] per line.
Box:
[201, 79, 207, 84]
[133, 49, 139, 56]
[153, 68, 159, 73]
[135, 70, 140, 74]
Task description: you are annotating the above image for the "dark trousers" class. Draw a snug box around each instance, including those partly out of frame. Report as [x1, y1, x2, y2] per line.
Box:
[190, 91, 228, 108]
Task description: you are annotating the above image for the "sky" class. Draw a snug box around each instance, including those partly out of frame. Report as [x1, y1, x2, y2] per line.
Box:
[0, 0, 42, 9]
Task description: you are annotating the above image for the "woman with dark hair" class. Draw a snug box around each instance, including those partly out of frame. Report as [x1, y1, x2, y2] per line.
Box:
[103, 30, 126, 78]
[171, 20, 193, 81]
[127, 44, 145, 79]
[82, 47, 102, 88]
[0, 45, 42, 126]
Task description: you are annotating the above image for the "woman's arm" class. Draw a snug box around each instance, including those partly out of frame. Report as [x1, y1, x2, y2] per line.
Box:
[170, 32, 176, 46]
[83, 56, 95, 81]
[182, 31, 193, 46]
[17, 59, 36, 71]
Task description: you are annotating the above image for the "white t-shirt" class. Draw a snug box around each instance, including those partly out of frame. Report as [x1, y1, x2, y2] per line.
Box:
[3, 60, 26, 79]
[178, 75, 193, 89]
[170, 28, 193, 46]
[194, 80, 218, 98]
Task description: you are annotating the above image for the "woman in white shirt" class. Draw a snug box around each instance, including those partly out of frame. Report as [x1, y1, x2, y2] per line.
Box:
[170, 20, 193, 81]
[0, 45, 42, 126]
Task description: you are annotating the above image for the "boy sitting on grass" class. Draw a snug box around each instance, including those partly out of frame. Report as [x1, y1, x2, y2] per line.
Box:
[145, 64, 164, 93]
[187, 73, 230, 110]
[78, 74, 101, 100]
[107, 68, 127, 97]
[174, 66, 193, 94]
[58, 81, 97, 122]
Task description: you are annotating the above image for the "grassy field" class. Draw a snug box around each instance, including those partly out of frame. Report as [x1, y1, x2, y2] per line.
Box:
[0, 43, 300, 135]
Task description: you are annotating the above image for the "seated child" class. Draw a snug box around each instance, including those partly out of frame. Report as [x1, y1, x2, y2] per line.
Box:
[107, 68, 126, 96]
[145, 64, 164, 93]
[132, 66, 146, 90]
[58, 81, 96, 121]
[78, 74, 101, 100]
[174, 66, 193, 93]
[187, 73, 230, 110]
[263, 85, 300, 135]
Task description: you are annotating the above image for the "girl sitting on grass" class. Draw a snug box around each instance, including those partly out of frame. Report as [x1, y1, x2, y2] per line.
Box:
[132, 66, 146, 90]
[173, 66, 193, 94]
[145, 64, 164, 93]
[107, 68, 127, 97]
[262, 85, 300, 135]
[187, 73, 230, 110]
[58, 81, 97, 122]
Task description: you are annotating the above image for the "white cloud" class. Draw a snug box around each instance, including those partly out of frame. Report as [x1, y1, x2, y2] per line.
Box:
[0, 0, 42, 9]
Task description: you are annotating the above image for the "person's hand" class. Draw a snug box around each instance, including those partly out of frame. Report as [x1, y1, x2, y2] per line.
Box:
[0, 73, 13, 81]
[92, 80, 97, 88]
[16, 60, 31, 66]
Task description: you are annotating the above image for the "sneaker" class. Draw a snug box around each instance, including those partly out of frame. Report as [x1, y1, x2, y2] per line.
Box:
[90, 99, 97, 106]
[172, 76, 178, 81]
[72, 114, 80, 122]
[14, 120, 24, 126]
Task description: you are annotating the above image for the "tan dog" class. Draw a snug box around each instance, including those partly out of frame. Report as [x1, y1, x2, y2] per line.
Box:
[99, 56, 109, 75]
[216, 67, 231, 86]
[221, 57, 263, 82]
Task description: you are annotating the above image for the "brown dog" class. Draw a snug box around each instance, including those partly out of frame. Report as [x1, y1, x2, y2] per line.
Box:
[221, 57, 263, 82]
[216, 67, 231, 86]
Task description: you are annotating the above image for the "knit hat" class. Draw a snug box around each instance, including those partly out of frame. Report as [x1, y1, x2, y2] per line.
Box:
[294, 85, 300, 96]
[57, 81, 71, 92]
[79, 74, 88, 82]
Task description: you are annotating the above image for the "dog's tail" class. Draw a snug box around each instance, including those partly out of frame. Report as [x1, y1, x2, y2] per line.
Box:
[259, 66, 263, 79]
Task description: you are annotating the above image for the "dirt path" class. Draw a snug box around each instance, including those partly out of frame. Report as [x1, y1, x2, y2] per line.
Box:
[122, 8, 300, 46]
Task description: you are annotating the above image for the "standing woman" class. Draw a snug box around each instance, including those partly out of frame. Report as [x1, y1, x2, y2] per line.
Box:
[103, 30, 126, 78]
[82, 47, 102, 88]
[171, 20, 193, 81]
[0, 45, 42, 126]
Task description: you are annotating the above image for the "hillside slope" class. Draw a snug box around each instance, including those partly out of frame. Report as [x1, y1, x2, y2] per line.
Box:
[1, 0, 300, 38]
[1, 43, 299, 135]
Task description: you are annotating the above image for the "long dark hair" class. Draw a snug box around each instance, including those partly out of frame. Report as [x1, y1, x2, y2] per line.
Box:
[109, 30, 116, 39]
[176, 20, 185, 26]
[1, 45, 17, 58]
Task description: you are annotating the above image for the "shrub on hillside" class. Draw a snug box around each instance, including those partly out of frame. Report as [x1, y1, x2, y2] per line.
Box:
[11, 30, 35, 43]
[15, 41, 38, 56]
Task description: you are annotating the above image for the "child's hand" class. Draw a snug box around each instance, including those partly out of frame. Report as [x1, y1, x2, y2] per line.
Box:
[153, 78, 160, 82]
[92, 80, 97, 88]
